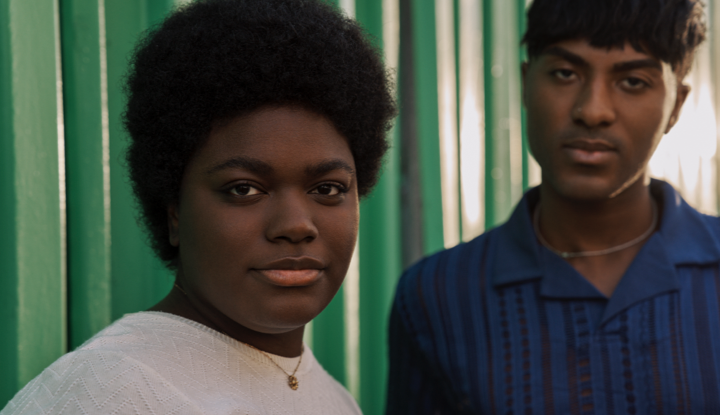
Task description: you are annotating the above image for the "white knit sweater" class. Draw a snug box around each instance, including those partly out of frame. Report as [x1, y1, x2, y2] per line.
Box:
[1, 312, 362, 415]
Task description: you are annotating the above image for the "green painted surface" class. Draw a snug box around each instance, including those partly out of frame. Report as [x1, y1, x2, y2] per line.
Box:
[412, 0, 445, 254]
[356, 2, 403, 412]
[483, 0, 524, 227]
[454, 0, 463, 241]
[312, 286, 347, 385]
[105, 0, 173, 320]
[0, 0, 66, 404]
[356, 4, 402, 413]
[518, 0, 531, 191]
[147, 0, 177, 28]
[61, 0, 113, 350]
[357, 132, 402, 415]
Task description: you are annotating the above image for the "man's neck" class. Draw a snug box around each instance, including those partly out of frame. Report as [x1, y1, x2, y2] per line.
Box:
[536, 179, 657, 297]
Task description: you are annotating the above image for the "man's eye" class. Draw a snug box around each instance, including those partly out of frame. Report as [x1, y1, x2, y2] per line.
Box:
[311, 184, 344, 196]
[552, 69, 575, 80]
[230, 184, 261, 196]
[621, 77, 648, 89]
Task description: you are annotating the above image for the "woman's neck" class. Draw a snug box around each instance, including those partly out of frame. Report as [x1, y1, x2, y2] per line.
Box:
[149, 285, 305, 358]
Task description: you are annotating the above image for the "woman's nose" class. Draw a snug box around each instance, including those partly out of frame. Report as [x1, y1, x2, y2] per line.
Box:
[264, 192, 319, 244]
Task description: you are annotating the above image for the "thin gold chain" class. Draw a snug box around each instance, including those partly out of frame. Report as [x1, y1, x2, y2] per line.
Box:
[172, 283, 303, 390]
[241, 340, 304, 378]
[533, 200, 658, 259]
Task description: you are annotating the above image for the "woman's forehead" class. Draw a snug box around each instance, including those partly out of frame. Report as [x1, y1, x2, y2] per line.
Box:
[190, 106, 356, 177]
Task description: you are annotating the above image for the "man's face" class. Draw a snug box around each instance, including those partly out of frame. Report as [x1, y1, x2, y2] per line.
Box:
[522, 39, 689, 201]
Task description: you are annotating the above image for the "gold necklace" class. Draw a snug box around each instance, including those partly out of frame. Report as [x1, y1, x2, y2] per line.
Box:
[241, 340, 303, 390]
[173, 283, 303, 390]
[532, 200, 658, 259]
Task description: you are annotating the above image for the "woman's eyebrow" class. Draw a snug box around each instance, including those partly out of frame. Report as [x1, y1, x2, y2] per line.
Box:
[305, 159, 355, 177]
[206, 156, 273, 175]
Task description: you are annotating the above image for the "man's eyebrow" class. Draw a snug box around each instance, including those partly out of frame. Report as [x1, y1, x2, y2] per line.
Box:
[305, 159, 355, 177]
[612, 59, 663, 73]
[542, 46, 588, 67]
[206, 156, 273, 175]
[542, 46, 663, 73]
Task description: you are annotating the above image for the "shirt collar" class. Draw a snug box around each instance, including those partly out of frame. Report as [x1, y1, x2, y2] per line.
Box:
[653, 179, 720, 265]
[493, 180, 720, 314]
[492, 186, 543, 286]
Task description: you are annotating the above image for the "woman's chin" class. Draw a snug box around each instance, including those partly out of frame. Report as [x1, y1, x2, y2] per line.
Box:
[228, 302, 327, 335]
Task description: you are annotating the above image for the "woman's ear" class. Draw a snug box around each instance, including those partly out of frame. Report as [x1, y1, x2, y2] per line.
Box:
[168, 204, 180, 247]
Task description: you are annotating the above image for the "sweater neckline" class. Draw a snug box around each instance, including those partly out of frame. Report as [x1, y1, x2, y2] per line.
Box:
[128, 311, 314, 375]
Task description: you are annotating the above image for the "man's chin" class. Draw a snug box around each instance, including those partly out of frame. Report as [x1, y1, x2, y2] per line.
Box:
[547, 176, 628, 202]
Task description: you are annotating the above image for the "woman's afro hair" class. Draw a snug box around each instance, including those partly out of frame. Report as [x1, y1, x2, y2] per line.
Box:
[123, 0, 397, 267]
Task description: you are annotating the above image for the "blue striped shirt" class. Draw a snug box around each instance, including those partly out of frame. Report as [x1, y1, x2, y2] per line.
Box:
[387, 180, 720, 414]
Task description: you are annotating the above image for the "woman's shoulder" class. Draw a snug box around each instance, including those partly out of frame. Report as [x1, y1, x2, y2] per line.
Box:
[3, 313, 362, 415]
[74, 311, 221, 354]
[300, 347, 362, 414]
[2, 335, 202, 415]
[2, 312, 226, 415]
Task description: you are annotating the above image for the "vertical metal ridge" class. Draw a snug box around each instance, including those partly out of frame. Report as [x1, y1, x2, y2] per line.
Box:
[436, 0, 460, 249]
[1, 0, 66, 399]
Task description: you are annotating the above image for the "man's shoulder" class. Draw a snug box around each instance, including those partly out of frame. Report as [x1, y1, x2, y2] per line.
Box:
[699, 211, 720, 231]
[401, 228, 499, 282]
[394, 228, 500, 320]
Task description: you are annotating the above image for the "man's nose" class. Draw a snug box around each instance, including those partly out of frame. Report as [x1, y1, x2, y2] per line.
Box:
[264, 192, 319, 244]
[572, 78, 617, 128]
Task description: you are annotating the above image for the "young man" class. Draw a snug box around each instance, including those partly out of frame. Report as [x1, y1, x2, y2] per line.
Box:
[387, 0, 715, 413]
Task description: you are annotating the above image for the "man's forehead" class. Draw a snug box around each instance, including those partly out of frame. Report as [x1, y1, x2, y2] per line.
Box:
[535, 39, 669, 72]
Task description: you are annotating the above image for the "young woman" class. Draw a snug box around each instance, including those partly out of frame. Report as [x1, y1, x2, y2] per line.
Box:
[1, 0, 395, 413]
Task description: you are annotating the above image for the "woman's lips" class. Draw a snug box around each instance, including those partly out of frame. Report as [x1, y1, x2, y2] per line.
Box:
[253, 256, 325, 287]
[255, 269, 322, 287]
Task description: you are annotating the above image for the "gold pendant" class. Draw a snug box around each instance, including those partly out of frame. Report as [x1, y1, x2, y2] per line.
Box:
[288, 375, 299, 390]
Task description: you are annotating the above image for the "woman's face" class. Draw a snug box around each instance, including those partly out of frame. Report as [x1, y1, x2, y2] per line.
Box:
[169, 106, 358, 336]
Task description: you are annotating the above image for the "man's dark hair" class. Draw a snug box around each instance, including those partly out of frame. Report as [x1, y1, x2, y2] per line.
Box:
[123, 0, 396, 267]
[522, 0, 707, 77]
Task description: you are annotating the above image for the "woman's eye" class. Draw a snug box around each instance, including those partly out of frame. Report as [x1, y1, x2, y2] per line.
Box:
[552, 69, 575, 81]
[311, 184, 344, 196]
[230, 184, 261, 196]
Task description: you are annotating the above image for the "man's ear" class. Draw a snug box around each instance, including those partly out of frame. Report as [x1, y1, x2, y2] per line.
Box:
[665, 83, 690, 134]
[168, 203, 180, 247]
[521, 61, 529, 106]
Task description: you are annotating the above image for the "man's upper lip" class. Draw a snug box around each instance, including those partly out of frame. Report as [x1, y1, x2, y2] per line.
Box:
[256, 257, 325, 270]
[563, 139, 616, 152]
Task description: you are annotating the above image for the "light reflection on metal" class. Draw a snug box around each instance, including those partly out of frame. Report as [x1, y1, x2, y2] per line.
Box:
[459, 0, 485, 241]
[436, 0, 460, 248]
[650, 41, 718, 215]
[340, 0, 355, 18]
[343, 241, 360, 399]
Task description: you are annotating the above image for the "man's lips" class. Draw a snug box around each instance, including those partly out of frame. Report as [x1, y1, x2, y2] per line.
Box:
[563, 139, 616, 152]
[562, 139, 617, 164]
[253, 257, 325, 287]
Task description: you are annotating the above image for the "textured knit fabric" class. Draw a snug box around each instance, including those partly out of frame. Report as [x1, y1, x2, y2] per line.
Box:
[387, 180, 720, 414]
[2, 312, 361, 415]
